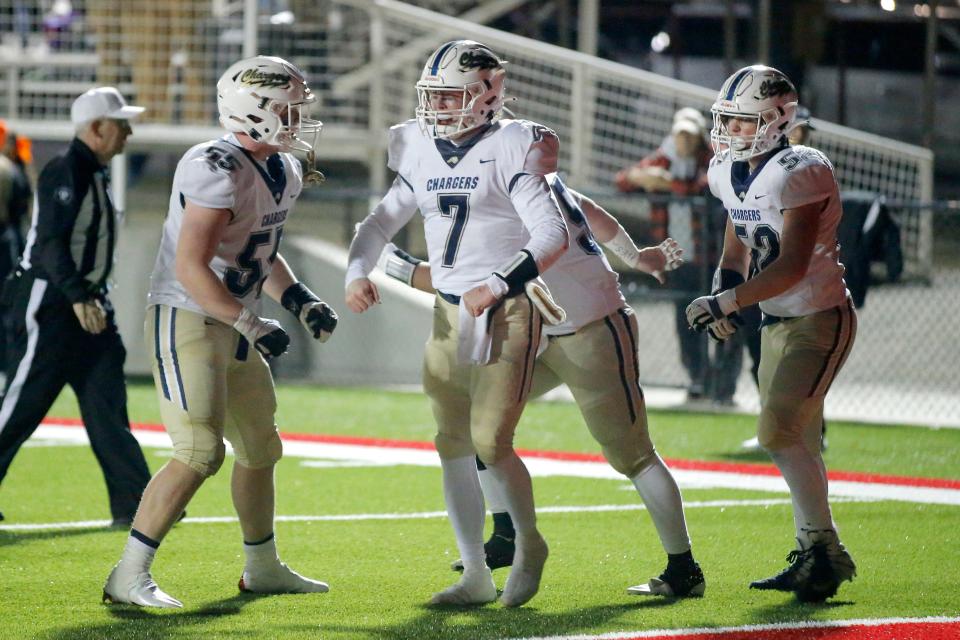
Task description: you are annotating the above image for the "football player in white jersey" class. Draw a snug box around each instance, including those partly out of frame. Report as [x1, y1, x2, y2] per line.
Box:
[380, 173, 708, 598]
[685, 65, 856, 602]
[346, 40, 568, 607]
[103, 56, 337, 608]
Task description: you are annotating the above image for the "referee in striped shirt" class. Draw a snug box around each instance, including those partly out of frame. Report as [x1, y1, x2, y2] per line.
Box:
[0, 88, 151, 526]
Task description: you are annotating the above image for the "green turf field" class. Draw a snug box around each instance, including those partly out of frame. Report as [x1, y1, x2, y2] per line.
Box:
[1, 382, 958, 640]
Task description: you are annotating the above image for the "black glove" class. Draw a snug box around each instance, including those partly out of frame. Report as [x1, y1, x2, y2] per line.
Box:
[281, 282, 338, 342]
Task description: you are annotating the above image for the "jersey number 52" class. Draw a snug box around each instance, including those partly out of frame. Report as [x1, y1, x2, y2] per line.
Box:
[224, 227, 284, 297]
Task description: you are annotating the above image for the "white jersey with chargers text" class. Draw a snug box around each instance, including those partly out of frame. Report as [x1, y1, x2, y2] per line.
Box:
[708, 144, 848, 318]
[541, 174, 625, 335]
[386, 118, 564, 295]
[148, 134, 303, 316]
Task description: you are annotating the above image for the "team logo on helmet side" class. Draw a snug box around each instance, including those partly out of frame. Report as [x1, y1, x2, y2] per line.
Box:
[758, 77, 794, 99]
[458, 49, 500, 72]
[237, 69, 292, 89]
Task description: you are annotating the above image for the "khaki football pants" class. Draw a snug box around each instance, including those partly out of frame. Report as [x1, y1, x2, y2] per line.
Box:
[425, 294, 541, 465]
[146, 305, 283, 477]
[531, 307, 655, 477]
[757, 299, 857, 454]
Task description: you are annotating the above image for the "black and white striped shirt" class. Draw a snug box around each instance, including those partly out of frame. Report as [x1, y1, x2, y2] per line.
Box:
[19, 138, 116, 303]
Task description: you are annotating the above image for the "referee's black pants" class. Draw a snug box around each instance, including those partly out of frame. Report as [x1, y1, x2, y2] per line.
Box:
[0, 274, 151, 521]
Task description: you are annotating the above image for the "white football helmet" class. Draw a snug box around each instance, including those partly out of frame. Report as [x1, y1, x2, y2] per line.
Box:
[217, 56, 322, 152]
[710, 64, 798, 161]
[415, 40, 507, 139]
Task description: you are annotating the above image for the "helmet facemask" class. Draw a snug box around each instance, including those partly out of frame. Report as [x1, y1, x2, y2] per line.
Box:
[710, 103, 796, 161]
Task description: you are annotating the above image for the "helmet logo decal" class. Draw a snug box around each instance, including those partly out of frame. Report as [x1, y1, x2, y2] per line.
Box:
[458, 49, 500, 72]
[237, 69, 291, 89]
[758, 78, 794, 99]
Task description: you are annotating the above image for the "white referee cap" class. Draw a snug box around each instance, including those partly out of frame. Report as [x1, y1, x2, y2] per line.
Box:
[71, 87, 145, 125]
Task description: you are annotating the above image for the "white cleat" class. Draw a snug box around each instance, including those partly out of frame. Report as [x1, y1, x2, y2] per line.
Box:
[102, 567, 183, 608]
[741, 436, 763, 452]
[628, 560, 705, 598]
[500, 534, 549, 607]
[429, 568, 497, 606]
[238, 562, 329, 594]
[627, 576, 706, 597]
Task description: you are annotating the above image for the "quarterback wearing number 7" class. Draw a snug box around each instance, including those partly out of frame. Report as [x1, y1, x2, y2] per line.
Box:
[346, 40, 568, 607]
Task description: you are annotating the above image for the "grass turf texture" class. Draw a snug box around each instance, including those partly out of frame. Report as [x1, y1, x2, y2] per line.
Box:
[0, 382, 956, 640]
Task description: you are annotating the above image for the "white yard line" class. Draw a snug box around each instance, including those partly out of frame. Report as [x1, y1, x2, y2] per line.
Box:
[20, 424, 960, 508]
[0, 497, 871, 532]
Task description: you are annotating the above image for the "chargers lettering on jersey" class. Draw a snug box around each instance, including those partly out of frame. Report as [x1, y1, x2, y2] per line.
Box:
[730, 208, 762, 221]
[261, 209, 288, 227]
[426, 176, 480, 191]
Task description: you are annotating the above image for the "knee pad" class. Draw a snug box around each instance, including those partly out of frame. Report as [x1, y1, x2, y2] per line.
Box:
[434, 431, 474, 460]
[603, 438, 656, 478]
[235, 429, 283, 469]
[174, 436, 226, 478]
[472, 434, 512, 467]
[757, 397, 807, 452]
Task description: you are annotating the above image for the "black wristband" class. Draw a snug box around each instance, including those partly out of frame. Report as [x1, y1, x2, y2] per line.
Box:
[280, 282, 320, 316]
[711, 268, 746, 295]
[494, 250, 539, 297]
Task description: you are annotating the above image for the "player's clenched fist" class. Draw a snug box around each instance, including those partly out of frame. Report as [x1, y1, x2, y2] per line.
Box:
[346, 277, 381, 313]
[685, 289, 739, 333]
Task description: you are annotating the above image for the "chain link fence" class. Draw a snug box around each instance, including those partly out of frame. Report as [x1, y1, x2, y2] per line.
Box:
[0, 0, 954, 426]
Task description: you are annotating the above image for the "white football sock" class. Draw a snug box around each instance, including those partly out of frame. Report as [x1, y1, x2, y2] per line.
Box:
[768, 444, 834, 536]
[484, 452, 538, 538]
[117, 533, 158, 575]
[441, 455, 486, 573]
[631, 454, 691, 555]
[243, 533, 280, 572]
[477, 465, 508, 514]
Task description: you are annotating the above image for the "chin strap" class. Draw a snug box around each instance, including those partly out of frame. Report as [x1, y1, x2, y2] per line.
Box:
[303, 149, 326, 187]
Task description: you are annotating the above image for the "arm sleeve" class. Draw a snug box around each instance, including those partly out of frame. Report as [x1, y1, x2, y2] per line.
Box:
[509, 173, 569, 273]
[345, 175, 419, 284]
[179, 150, 237, 211]
[33, 160, 90, 302]
[781, 162, 835, 210]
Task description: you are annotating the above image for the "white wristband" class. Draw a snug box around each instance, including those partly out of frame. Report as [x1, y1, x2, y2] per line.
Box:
[603, 227, 641, 267]
[716, 288, 740, 316]
[482, 274, 509, 299]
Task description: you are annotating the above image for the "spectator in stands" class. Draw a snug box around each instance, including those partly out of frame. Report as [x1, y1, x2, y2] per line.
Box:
[616, 109, 738, 404]
[0, 121, 18, 385]
[90, 1, 209, 123]
[0, 126, 33, 386]
[3, 128, 33, 256]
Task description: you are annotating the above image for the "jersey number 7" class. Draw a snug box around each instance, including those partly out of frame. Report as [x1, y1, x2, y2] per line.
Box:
[438, 193, 470, 268]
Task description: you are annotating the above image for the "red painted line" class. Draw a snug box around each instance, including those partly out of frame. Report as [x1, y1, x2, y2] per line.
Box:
[609, 620, 960, 640]
[43, 418, 960, 491]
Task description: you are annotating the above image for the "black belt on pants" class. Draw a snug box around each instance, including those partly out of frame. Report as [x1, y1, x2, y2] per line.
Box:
[438, 291, 460, 305]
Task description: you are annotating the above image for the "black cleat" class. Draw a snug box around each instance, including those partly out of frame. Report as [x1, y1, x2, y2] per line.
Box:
[451, 532, 516, 572]
[750, 548, 811, 592]
[751, 532, 856, 603]
[628, 560, 705, 597]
